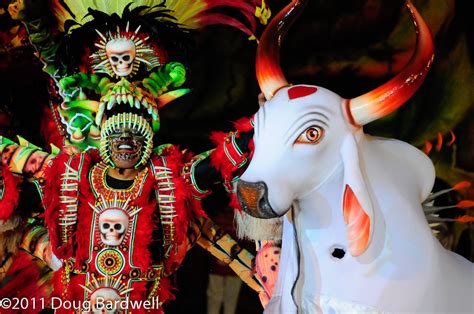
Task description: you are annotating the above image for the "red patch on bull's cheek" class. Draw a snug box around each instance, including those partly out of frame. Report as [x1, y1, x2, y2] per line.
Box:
[288, 86, 318, 100]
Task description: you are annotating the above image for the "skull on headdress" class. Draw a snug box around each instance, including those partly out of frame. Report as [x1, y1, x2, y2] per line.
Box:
[91, 24, 161, 79]
[106, 38, 136, 77]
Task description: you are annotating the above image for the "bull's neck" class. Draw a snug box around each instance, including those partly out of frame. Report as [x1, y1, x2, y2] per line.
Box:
[294, 164, 348, 238]
[292, 155, 438, 268]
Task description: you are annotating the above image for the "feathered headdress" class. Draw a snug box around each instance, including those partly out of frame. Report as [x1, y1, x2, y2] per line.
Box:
[52, 0, 270, 36]
[46, 0, 269, 151]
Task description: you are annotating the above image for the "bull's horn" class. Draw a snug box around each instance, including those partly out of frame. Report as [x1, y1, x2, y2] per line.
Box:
[256, 0, 308, 100]
[348, 1, 434, 126]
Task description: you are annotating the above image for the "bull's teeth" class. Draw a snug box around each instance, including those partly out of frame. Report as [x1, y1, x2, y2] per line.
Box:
[118, 94, 124, 104]
[147, 106, 152, 114]
[152, 108, 159, 120]
[134, 98, 141, 109]
[118, 144, 132, 150]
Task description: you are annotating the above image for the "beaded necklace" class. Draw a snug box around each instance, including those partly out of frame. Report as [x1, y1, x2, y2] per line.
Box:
[90, 162, 148, 201]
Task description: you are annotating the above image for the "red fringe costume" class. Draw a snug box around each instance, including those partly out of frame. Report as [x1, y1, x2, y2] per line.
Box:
[43, 147, 204, 313]
[0, 166, 20, 222]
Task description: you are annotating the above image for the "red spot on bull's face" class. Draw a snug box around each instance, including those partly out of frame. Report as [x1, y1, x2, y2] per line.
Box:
[288, 86, 318, 100]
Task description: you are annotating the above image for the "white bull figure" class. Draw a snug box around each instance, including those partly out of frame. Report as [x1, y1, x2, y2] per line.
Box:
[236, 0, 473, 313]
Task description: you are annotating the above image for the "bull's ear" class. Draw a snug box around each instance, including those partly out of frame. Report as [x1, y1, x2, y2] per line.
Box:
[340, 132, 374, 257]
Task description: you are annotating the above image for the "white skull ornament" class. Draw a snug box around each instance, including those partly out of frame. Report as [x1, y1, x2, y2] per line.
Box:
[106, 38, 136, 77]
[99, 209, 129, 246]
[90, 287, 123, 314]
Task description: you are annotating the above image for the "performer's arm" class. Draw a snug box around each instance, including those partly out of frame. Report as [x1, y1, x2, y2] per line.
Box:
[182, 117, 254, 198]
[1, 155, 45, 222]
[20, 223, 62, 271]
[0, 165, 60, 270]
[190, 216, 265, 294]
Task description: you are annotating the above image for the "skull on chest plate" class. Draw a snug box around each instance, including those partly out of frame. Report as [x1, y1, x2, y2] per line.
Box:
[98, 209, 129, 246]
[90, 287, 123, 314]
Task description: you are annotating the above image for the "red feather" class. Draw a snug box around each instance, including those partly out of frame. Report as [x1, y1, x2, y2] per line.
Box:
[0, 166, 21, 221]
[210, 117, 254, 212]
[233, 116, 254, 132]
[0, 250, 53, 303]
[210, 117, 254, 178]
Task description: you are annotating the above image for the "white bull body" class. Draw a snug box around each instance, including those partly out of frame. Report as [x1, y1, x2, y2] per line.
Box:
[239, 86, 473, 313]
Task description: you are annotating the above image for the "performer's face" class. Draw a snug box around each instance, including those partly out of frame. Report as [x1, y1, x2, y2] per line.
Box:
[108, 128, 145, 169]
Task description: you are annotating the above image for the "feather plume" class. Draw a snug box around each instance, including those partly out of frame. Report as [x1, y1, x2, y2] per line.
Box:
[52, 0, 267, 36]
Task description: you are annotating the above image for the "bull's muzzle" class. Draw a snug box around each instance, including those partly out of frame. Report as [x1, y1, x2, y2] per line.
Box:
[236, 180, 280, 219]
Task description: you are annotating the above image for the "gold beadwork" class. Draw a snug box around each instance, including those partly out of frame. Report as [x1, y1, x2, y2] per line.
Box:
[90, 162, 148, 201]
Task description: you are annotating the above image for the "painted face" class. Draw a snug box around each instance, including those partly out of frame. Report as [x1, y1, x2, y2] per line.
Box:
[1, 145, 15, 165]
[23, 151, 47, 177]
[108, 127, 144, 169]
[8, 0, 25, 20]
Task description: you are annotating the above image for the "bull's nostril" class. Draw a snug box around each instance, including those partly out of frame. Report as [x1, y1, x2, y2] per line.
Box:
[237, 181, 263, 211]
[237, 180, 279, 218]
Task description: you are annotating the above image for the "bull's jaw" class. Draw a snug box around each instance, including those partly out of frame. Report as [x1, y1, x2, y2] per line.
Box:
[234, 210, 284, 241]
[236, 180, 284, 219]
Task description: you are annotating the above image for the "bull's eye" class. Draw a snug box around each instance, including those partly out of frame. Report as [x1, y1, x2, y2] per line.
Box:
[295, 126, 324, 144]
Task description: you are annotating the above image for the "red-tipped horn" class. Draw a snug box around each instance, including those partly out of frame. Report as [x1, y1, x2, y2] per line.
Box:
[347, 1, 434, 126]
[256, 0, 308, 100]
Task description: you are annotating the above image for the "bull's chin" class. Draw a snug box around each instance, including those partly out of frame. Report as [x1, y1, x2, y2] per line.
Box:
[239, 199, 282, 219]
